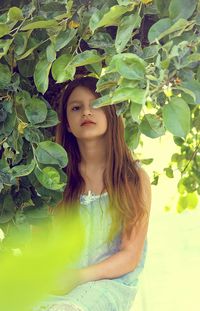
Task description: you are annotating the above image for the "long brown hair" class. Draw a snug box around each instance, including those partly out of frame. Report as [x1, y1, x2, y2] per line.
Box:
[55, 76, 149, 242]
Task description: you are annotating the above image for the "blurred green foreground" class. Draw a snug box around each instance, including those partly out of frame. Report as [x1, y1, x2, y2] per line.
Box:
[0, 211, 85, 311]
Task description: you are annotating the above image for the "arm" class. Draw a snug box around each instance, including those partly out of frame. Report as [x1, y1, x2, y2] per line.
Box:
[80, 167, 152, 284]
[79, 248, 143, 284]
[50, 249, 140, 295]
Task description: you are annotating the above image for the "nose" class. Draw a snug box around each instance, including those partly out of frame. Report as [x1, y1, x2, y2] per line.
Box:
[82, 104, 93, 116]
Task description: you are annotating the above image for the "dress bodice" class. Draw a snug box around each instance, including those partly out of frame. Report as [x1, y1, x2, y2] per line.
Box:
[76, 191, 148, 287]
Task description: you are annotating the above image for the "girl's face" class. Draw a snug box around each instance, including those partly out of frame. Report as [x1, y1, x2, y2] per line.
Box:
[66, 86, 108, 141]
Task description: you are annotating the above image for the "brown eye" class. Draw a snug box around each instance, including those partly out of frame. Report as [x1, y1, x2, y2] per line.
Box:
[72, 106, 80, 111]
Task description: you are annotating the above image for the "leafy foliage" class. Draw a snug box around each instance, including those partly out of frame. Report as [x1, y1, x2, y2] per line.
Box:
[0, 0, 200, 248]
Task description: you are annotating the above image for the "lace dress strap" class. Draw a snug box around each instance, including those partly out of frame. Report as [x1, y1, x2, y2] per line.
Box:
[135, 160, 141, 169]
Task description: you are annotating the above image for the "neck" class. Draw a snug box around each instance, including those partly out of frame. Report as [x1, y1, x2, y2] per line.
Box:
[77, 137, 107, 171]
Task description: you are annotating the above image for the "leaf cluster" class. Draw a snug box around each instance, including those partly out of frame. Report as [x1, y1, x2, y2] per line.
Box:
[0, 0, 200, 246]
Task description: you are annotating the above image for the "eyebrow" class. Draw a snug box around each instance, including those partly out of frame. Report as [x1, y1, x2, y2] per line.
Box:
[68, 99, 96, 106]
[68, 99, 82, 105]
[67, 100, 82, 107]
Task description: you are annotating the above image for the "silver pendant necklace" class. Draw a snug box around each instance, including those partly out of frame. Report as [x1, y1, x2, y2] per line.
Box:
[82, 164, 105, 197]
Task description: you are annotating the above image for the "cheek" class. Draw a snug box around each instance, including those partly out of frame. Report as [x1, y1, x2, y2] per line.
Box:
[100, 110, 107, 122]
[99, 112, 107, 128]
[66, 112, 72, 130]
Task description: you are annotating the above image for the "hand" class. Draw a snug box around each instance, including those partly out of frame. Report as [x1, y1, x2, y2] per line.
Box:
[49, 268, 82, 296]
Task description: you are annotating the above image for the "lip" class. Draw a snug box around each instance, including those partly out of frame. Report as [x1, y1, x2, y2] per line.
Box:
[81, 120, 96, 126]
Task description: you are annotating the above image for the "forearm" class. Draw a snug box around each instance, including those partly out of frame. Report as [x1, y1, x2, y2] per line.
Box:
[79, 249, 137, 284]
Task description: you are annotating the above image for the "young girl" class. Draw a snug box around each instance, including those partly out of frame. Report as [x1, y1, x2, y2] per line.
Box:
[34, 76, 151, 311]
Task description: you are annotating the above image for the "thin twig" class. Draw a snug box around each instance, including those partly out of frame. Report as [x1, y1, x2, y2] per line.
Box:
[181, 141, 200, 174]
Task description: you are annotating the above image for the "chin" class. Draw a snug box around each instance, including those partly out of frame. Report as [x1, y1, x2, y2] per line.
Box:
[78, 134, 106, 140]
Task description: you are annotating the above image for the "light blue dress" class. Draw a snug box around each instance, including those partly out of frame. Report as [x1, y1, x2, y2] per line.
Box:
[33, 191, 148, 311]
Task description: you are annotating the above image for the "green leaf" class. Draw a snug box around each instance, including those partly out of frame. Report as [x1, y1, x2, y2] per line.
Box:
[112, 87, 146, 105]
[181, 80, 200, 105]
[148, 18, 193, 43]
[118, 78, 138, 88]
[21, 20, 58, 31]
[35, 141, 68, 168]
[34, 166, 65, 190]
[129, 88, 146, 105]
[115, 101, 128, 116]
[155, 0, 171, 17]
[8, 7, 23, 21]
[34, 57, 52, 94]
[46, 44, 56, 62]
[109, 90, 127, 104]
[141, 158, 154, 165]
[115, 13, 141, 53]
[89, 4, 135, 33]
[180, 53, 200, 68]
[93, 86, 146, 109]
[125, 122, 141, 150]
[71, 50, 103, 67]
[3, 100, 13, 113]
[10, 160, 35, 178]
[0, 195, 15, 223]
[162, 19, 194, 39]
[0, 13, 7, 23]
[17, 58, 36, 77]
[169, 0, 197, 21]
[55, 28, 77, 51]
[163, 97, 191, 137]
[117, 0, 134, 4]
[91, 94, 111, 108]
[173, 136, 185, 146]
[143, 45, 160, 59]
[15, 90, 31, 112]
[28, 166, 67, 199]
[164, 167, 174, 178]
[177, 192, 198, 212]
[85, 62, 102, 77]
[130, 102, 143, 123]
[1, 112, 16, 136]
[24, 127, 44, 143]
[35, 109, 59, 128]
[181, 176, 198, 193]
[140, 114, 165, 138]
[0, 23, 10, 38]
[152, 171, 159, 185]
[175, 86, 196, 103]
[24, 98, 47, 124]
[14, 31, 32, 56]
[51, 54, 75, 83]
[109, 53, 146, 80]
[0, 157, 9, 171]
[0, 39, 13, 59]
[148, 18, 172, 43]
[0, 109, 7, 122]
[89, 8, 108, 34]
[96, 73, 119, 92]
[0, 63, 11, 89]
[16, 41, 42, 60]
[197, 66, 200, 82]
[87, 32, 114, 49]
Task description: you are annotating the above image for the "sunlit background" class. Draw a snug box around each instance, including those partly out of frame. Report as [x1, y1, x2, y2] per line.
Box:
[131, 133, 200, 311]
